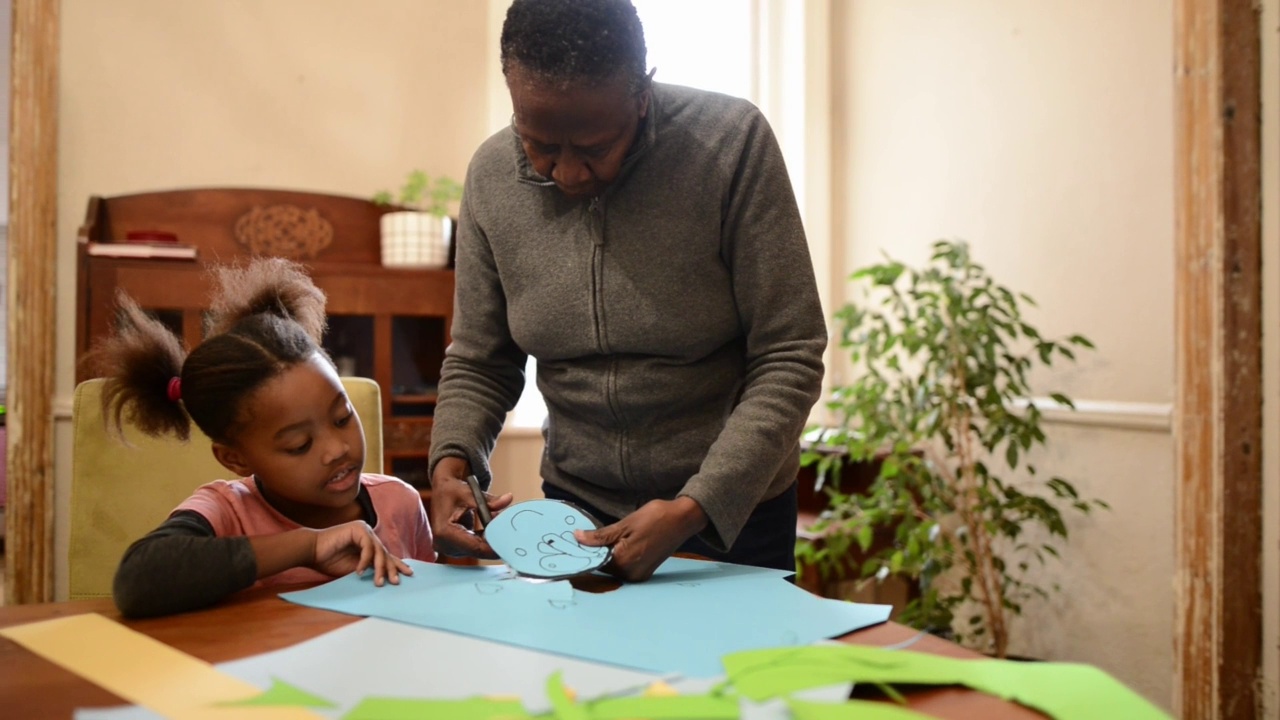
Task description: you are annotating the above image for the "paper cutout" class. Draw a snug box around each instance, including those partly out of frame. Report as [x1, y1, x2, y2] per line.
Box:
[590, 695, 740, 719]
[282, 557, 891, 677]
[547, 671, 590, 720]
[485, 499, 611, 578]
[0, 613, 324, 720]
[341, 698, 532, 719]
[643, 680, 680, 697]
[786, 699, 932, 720]
[216, 677, 337, 709]
[721, 645, 1172, 720]
[217, 617, 664, 716]
[342, 693, 744, 720]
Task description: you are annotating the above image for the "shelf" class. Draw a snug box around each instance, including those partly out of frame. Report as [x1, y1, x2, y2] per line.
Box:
[392, 394, 438, 404]
[76, 189, 454, 489]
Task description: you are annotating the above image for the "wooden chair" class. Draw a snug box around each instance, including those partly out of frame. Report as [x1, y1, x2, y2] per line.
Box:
[68, 376, 384, 600]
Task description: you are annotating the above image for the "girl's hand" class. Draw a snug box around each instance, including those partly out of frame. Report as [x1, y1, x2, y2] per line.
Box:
[310, 521, 413, 587]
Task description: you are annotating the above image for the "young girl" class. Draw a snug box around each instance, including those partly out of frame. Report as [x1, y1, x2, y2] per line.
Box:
[97, 257, 435, 618]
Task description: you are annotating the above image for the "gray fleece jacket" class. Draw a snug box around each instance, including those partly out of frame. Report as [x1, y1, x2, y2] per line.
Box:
[429, 82, 826, 551]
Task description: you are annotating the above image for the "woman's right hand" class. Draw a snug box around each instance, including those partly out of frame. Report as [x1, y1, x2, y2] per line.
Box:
[310, 521, 413, 586]
[429, 457, 513, 559]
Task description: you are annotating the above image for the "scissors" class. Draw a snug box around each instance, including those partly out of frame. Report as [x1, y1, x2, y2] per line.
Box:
[464, 474, 493, 529]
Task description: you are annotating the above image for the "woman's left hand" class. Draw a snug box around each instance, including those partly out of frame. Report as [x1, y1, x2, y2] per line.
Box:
[574, 497, 708, 582]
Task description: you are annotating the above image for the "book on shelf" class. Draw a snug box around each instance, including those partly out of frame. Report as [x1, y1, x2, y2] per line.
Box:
[86, 236, 198, 260]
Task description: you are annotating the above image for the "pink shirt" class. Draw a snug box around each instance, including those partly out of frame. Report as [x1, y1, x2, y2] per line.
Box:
[175, 473, 436, 588]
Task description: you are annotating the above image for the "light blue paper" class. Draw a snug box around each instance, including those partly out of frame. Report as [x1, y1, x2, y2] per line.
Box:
[282, 557, 891, 678]
[486, 499, 612, 577]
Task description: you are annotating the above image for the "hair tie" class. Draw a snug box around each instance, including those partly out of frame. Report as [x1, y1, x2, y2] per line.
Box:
[166, 377, 182, 403]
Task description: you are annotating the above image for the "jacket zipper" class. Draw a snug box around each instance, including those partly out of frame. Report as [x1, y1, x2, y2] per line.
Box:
[586, 197, 632, 496]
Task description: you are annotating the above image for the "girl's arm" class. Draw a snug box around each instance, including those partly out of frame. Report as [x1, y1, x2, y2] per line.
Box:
[112, 510, 257, 618]
[113, 512, 412, 619]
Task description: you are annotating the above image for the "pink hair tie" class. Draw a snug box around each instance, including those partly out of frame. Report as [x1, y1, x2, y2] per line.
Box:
[166, 377, 182, 402]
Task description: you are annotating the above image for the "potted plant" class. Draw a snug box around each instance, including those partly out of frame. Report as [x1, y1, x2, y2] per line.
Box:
[797, 240, 1107, 658]
[374, 170, 463, 269]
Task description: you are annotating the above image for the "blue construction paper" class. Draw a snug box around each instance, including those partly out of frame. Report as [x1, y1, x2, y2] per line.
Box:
[282, 557, 890, 678]
[485, 499, 612, 577]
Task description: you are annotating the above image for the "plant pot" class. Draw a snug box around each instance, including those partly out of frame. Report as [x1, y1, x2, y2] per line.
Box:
[379, 211, 452, 269]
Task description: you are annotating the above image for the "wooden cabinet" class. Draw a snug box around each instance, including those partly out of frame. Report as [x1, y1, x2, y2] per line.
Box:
[74, 188, 454, 489]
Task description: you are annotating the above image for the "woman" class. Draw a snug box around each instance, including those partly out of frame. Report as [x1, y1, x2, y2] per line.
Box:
[427, 0, 826, 581]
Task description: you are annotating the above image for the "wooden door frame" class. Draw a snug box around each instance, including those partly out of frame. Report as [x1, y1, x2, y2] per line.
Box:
[1173, 0, 1264, 718]
[5, 0, 58, 604]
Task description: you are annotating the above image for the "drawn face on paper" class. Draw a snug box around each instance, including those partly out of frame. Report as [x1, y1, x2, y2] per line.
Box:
[485, 499, 612, 578]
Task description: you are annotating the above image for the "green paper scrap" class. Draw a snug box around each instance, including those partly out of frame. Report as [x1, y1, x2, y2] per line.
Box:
[722, 645, 1171, 720]
[341, 697, 535, 720]
[788, 698, 934, 720]
[216, 676, 338, 708]
[547, 671, 590, 720]
[589, 694, 740, 719]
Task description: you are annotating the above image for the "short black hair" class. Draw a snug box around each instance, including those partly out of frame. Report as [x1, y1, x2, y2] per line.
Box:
[501, 0, 649, 93]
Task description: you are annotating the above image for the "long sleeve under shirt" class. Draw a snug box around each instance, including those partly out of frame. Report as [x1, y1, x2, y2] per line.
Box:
[112, 509, 265, 619]
[113, 474, 434, 618]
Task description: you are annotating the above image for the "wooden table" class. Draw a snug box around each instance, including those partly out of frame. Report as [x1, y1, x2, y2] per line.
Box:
[0, 588, 1044, 719]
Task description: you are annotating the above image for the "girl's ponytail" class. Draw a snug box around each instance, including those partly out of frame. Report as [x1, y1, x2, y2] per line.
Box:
[86, 292, 193, 441]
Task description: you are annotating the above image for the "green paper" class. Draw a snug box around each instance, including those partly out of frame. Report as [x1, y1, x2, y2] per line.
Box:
[216, 676, 337, 708]
[547, 671, 590, 720]
[342, 697, 535, 720]
[788, 698, 934, 720]
[588, 694, 740, 719]
[723, 645, 1171, 720]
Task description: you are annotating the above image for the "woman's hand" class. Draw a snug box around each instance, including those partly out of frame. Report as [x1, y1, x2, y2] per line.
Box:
[310, 521, 413, 587]
[574, 497, 708, 582]
[428, 457, 514, 559]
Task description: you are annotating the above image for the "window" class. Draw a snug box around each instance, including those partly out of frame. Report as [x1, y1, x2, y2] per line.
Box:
[634, 0, 755, 99]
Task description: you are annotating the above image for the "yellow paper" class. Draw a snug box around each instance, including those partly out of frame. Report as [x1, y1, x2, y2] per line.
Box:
[0, 613, 324, 720]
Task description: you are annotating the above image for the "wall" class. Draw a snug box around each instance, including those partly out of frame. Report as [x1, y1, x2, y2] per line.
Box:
[832, 0, 1175, 708]
[53, 0, 491, 597]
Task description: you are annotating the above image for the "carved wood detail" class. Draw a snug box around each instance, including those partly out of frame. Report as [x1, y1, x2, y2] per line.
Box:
[233, 205, 334, 259]
[383, 420, 433, 454]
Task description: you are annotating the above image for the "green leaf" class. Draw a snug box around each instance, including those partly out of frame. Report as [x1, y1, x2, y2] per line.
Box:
[857, 524, 874, 552]
[1049, 392, 1075, 409]
[1069, 334, 1096, 349]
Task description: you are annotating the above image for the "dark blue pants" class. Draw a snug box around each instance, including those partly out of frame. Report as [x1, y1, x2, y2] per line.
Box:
[541, 481, 798, 575]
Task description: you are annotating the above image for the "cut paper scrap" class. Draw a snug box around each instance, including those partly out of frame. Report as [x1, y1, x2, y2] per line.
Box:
[786, 699, 933, 720]
[217, 617, 664, 716]
[344, 677, 742, 720]
[341, 697, 532, 720]
[548, 671, 590, 720]
[216, 677, 337, 709]
[282, 557, 890, 677]
[721, 644, 1172, 720]
[589, 695, 741, 719]
[0, 613, 324, 720]
[71, 617, 666, 720]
